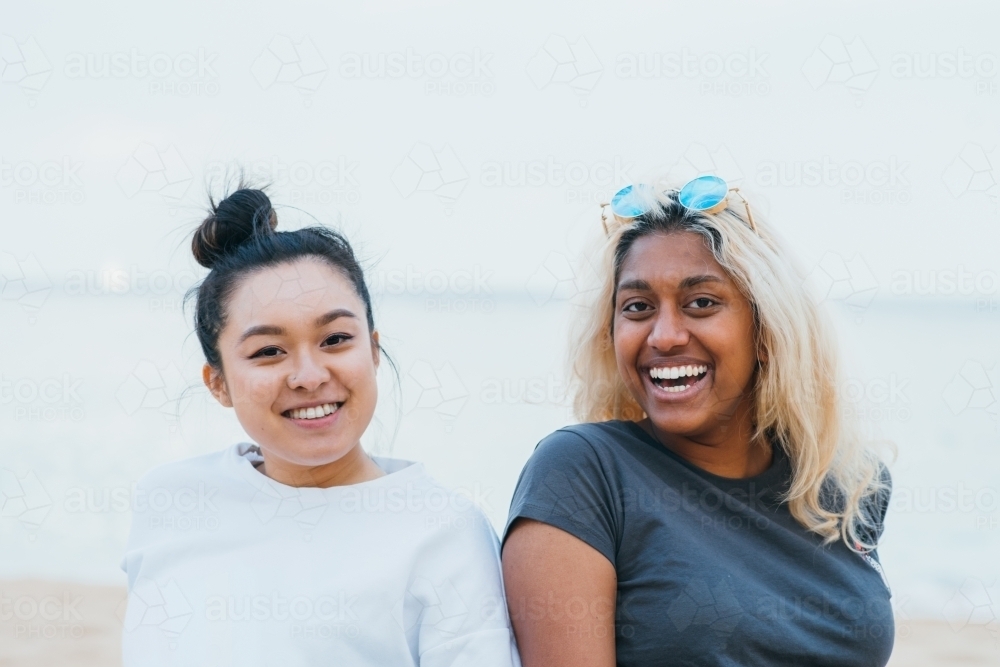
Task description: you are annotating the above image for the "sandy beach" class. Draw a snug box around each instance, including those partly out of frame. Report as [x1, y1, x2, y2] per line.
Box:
[0, 579, 996, 666]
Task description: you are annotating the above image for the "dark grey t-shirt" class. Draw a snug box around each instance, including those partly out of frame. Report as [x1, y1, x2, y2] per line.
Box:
[503, 421, 893, 667]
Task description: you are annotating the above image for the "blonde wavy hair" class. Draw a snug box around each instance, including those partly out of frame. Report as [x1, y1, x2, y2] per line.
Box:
[569, 174, 890, 552]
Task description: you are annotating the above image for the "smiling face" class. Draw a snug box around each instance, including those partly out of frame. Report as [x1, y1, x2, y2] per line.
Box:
[203, 258, 379, 475]
[613, 231, 760, 444]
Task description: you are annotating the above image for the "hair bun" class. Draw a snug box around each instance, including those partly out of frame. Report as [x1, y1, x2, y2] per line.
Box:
[192, 188, 278, 269]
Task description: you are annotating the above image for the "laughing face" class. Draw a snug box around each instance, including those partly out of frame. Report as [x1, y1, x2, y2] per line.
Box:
[202, 258, 380, 483]
[613, 231, 760, 446]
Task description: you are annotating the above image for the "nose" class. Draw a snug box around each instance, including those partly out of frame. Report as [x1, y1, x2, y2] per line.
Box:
[648, 304, 690, 352]
[287, 349, 331, 392]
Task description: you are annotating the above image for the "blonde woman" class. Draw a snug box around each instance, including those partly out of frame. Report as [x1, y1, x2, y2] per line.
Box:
[501, 175, 893, 666]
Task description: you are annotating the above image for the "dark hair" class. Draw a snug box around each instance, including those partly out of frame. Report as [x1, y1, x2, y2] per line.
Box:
[187, 186, 378, 370]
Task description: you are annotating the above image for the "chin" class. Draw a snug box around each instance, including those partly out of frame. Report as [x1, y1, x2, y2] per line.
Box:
[646, 410, 711, 437]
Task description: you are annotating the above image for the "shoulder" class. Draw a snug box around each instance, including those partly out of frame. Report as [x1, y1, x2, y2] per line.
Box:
[133, 445, 235, 492]
[530, 420, 634, 464]
[396, 465, 504, 558]
[516, 421, 642, 489]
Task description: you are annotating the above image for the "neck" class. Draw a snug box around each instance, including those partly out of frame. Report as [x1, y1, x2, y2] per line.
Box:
[258, 443, 386, 488]
[641, 396, 772, 479]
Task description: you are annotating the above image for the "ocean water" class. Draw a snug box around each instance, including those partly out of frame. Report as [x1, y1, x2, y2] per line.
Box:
[1, 289, 999, 623]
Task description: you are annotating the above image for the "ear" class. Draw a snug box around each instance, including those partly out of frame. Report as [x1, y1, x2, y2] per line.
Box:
[370, 329, 381, 368]
[202, 363, 233, 407]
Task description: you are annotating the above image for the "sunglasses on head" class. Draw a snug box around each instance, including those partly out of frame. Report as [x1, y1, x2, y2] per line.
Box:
[602, 175, 758, 235]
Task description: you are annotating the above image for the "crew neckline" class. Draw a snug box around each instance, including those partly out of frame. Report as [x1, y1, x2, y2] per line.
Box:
[619, 419, 789, 491]
[228, 442, 426, 495]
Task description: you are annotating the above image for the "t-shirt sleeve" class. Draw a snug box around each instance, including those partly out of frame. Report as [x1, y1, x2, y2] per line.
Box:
[413, 507, 521, 667]
[502, 428, 621, 567]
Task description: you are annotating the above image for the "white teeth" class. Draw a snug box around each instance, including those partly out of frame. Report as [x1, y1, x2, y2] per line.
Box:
[649, 365, 708, 380]
[288, 403, 339, 420]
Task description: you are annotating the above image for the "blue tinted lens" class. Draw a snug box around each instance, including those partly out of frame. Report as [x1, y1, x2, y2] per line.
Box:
[610, 184, 652, 218]
[678, 175, 728, 210]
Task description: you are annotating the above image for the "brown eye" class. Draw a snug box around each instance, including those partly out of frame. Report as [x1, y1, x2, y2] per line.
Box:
[688, 297, 717, 309]
[623, 302, 650, 313]
[323, 333, 352, 346]
[252, 346, 282, 359]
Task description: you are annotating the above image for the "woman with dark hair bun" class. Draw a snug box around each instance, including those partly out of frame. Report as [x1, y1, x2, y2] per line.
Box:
[120, 186, 520, 666]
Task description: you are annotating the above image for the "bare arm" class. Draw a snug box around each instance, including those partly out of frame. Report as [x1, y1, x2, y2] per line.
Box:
[501, 518, 617, 667]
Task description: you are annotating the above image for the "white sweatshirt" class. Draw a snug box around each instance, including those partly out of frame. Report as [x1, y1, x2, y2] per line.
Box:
[120, 443, 521, 667]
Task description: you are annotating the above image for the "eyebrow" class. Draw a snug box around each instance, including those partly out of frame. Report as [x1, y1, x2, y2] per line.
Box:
[617, 274, 724, 292]
[679, 274, 724, 289]
[236, 308, 357, 344]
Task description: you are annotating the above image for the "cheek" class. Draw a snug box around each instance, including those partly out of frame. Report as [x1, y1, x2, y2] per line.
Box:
[340, 351, 379, 397]
[702, 324, 757, 385]
[612, 323, 644, 382]
[227, 366, 281, 407]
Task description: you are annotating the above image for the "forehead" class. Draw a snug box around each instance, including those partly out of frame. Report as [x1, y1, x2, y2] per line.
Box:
[226, 259, 360, 324]
[618, 231, 726, 285]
